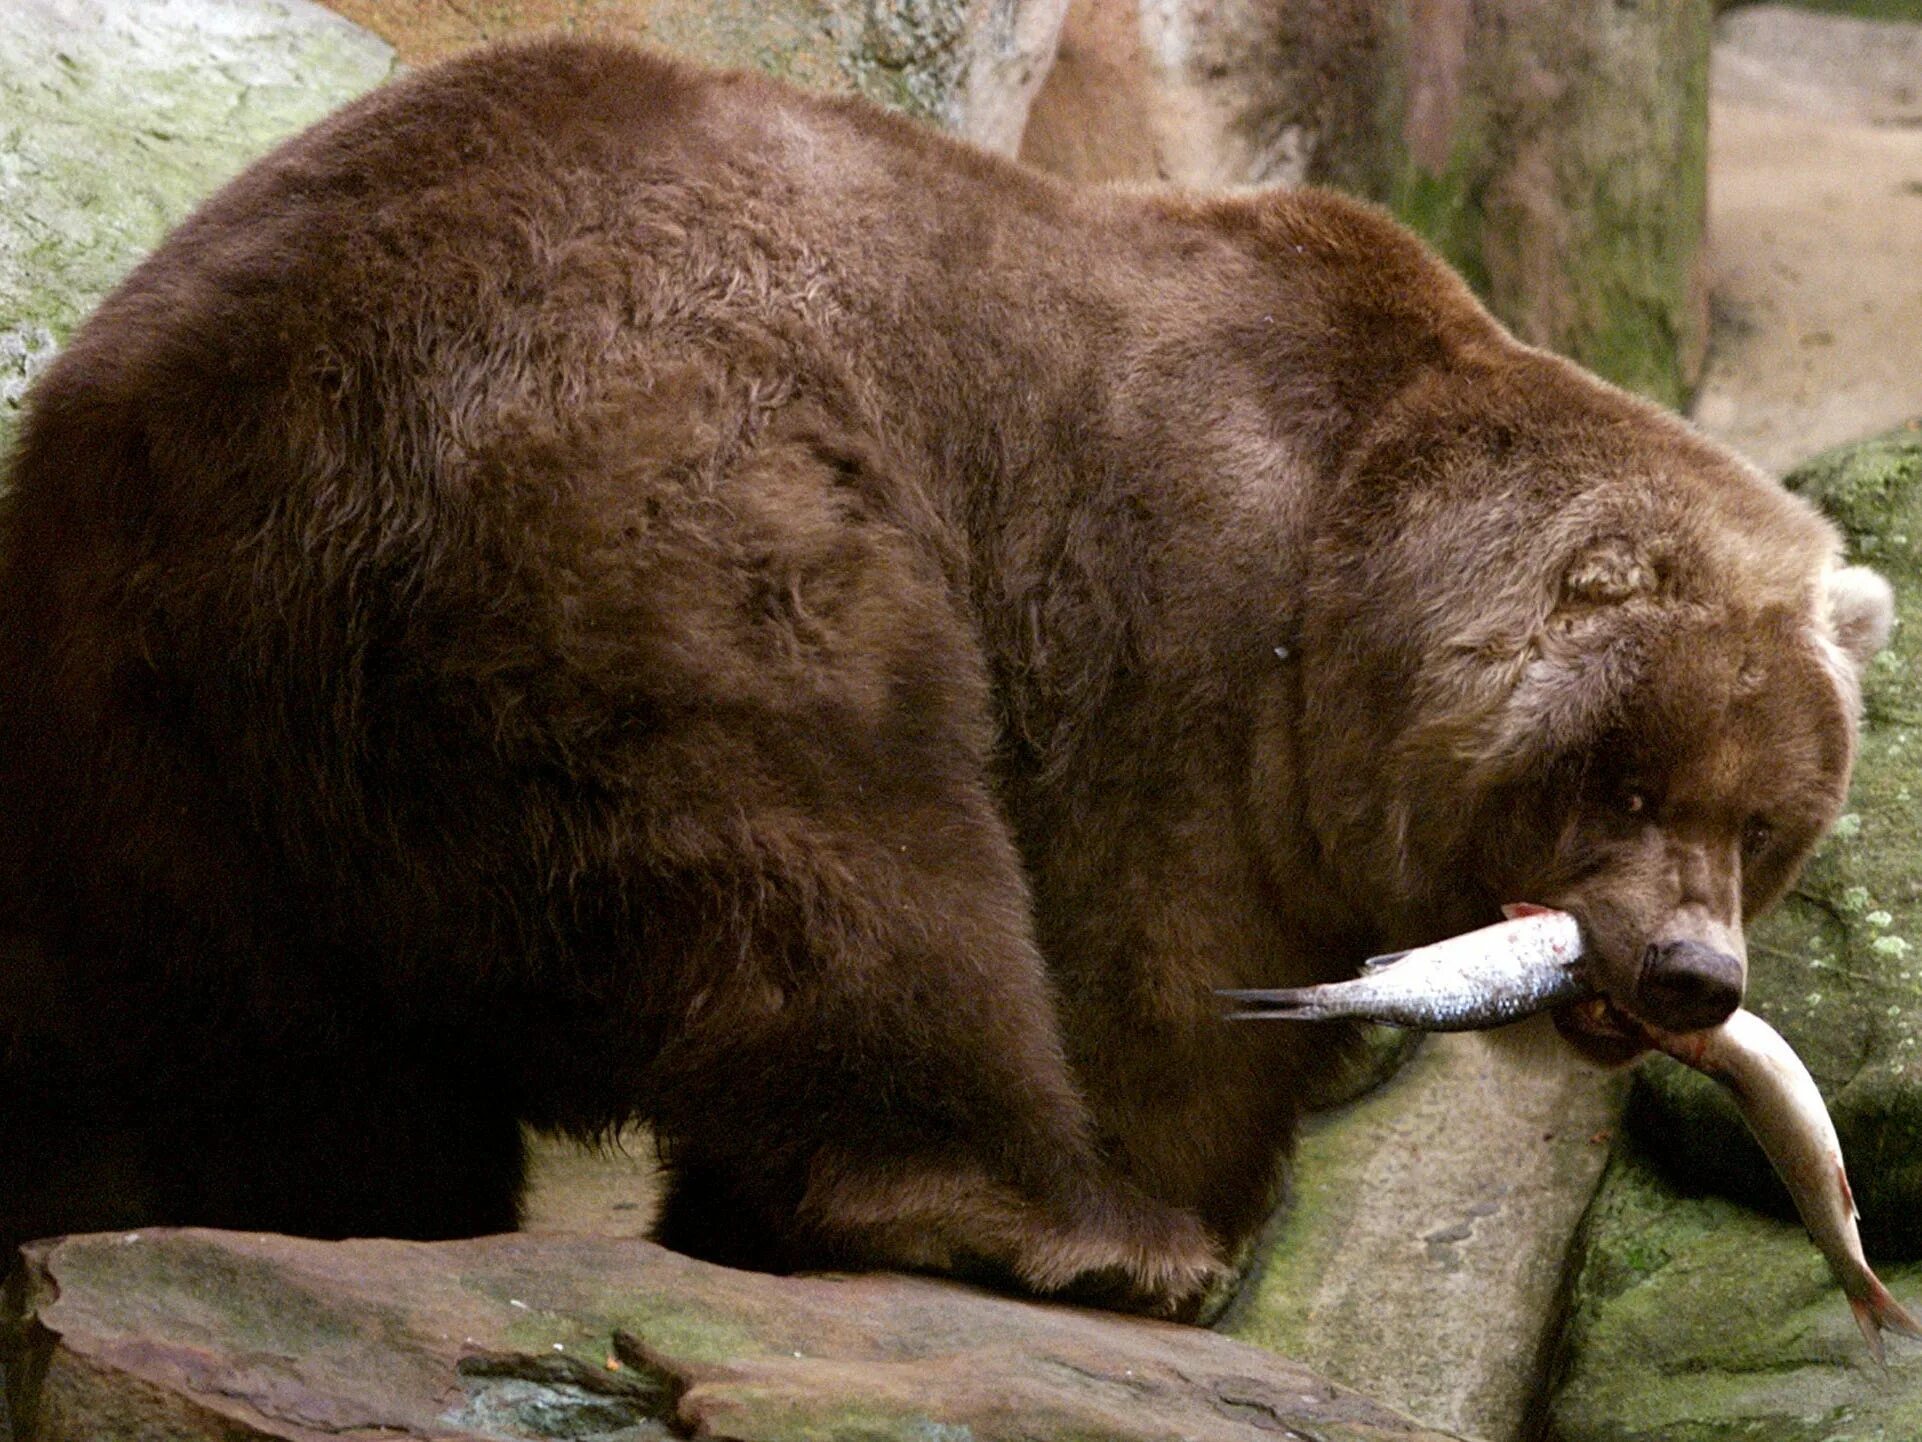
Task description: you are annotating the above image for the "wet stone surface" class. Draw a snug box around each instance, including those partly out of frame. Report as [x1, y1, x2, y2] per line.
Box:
[0, 1228, 1475, 1442]
[1221, 1026, 1625, 1442]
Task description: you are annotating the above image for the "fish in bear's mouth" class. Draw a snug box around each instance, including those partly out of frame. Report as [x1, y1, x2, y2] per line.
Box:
[1219, 907, 1922, 1363]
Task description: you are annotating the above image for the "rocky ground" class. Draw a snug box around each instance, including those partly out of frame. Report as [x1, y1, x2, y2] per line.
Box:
[3, 4, 1921, 1441]
[9, 1229, 1473, 1442]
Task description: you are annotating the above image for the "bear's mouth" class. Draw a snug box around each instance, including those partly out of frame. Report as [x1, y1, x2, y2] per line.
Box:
[1552, 995, 1651, 1067]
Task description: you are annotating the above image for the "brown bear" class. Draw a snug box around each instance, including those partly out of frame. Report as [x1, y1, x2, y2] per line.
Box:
[0, 39, 1892, 1313]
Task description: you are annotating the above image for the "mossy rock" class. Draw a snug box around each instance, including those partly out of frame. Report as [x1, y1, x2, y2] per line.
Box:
[1628, 424, 1922, 1256]
[1738, 0, 1922, 23]
[1544, 1141, 1922, 1442]
[1220, 1033, 1623, 1442]
[5, 1229, 1474, 1442]
[0, 0, 396, 464]
[1385, 0, 1713, 410]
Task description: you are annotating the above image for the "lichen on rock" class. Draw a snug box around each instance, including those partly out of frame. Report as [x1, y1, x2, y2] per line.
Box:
[1545, 1142, 1922, 1442]
[316, 0, 1069, 157]
[1220, 1031, 1624, 1442]
[1, 1229, 1473, 1442]
[0, 0, 396, 463]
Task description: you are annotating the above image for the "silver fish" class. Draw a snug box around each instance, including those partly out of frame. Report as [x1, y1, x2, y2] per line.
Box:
[1219, 905, 1586, 1030]
[1635, 1006, 1922, 1365]
[1222, 906, 1921, 1361]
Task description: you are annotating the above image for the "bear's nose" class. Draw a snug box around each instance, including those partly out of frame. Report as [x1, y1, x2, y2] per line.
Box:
[1636, 941, 1743, 1032]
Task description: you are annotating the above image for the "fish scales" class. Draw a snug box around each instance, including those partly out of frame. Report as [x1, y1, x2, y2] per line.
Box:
[1219, 907, 1586, 1030]
[1220, 906, 1922, 1360]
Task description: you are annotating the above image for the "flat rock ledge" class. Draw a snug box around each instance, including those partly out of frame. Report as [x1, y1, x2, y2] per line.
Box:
[1, 1229, 1474, 1442]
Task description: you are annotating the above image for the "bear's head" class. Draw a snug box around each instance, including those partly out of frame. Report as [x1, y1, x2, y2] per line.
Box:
[1512, 550, 1889, 1053]
[1293, 343, 1893, 1047]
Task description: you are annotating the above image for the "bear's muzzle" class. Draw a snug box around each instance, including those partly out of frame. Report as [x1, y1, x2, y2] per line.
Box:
[1636, 938, 1744, 1032]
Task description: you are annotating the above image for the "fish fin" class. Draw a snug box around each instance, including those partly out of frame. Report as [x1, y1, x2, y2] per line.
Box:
[1848, 1273, 1922, 1365]
[1837, 1161, 1860, 1223]
[1501, 901, 1553, 919]
[1216, 987, 1333, 1022]
[1360, 949, 1409, 971]
[1867, 1274, 1922, 1340]
[1851, 1295, 1889, 1368]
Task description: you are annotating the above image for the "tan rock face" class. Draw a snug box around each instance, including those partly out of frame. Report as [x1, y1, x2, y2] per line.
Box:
[1221, 1029, 1626, 1442]
[2, 1230, 1474, 1442]
[1689, 6, 1922, 473]
[315, 0, 1069, 154]
[1020, 0, 1397, 188]
[1022, 0, 1713, 410]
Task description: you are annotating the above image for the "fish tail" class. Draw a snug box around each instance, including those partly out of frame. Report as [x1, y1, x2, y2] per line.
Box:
[1850, 1295, 1889, 1366]
[1849, 1274, 1922, 1365]
[1217, 987, 1341, 1021]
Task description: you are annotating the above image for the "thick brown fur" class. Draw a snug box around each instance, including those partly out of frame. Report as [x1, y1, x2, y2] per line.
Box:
[0, 40, 1890, 1309]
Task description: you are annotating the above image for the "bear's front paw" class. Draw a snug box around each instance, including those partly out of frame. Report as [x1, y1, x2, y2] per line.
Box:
[1015, 1183, 1226, 1320]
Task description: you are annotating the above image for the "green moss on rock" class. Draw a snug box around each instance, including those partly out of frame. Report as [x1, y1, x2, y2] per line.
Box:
[0, 0, 395, 464]
[1385, 0, 1712, 410]
[1387, 142, 1494, 305]
[1220, 1034, 1623, 1442]
[1754, 0, 1922, 21]
[1545, 1145, 1922, 1442]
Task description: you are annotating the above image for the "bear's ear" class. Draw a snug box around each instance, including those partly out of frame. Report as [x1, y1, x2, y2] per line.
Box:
[1559, 536, 1662, 609]
[1824, 565, 1894, 674]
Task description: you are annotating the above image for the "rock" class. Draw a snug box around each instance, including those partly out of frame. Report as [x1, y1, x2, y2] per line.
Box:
[1543, 1144, 1922, 1442]
[0, 0, 395, 460]
[1629, 424, 1922, 1257]
[1401, 0, 1714, 411]
[315, 0, 1068, 155]
[1716, 3, 1922, 124]
[1218, 1029, 1625, 1442]
[1544, 426, 1922, 1439]
[1686, 7, 1922, 473]
[1019, 0, 1713, 410]
[1018, 0, 1400, 192]
[520, 1128, 661, 1238]
[1748, 0, 1922, 24]
[1, 1228, 1476, 1442]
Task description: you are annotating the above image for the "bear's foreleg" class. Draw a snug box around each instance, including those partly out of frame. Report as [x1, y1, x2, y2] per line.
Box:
[623, 732, 1222, 1313]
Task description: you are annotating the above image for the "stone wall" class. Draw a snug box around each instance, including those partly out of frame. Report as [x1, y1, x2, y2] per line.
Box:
[1021, 0, 1714, 409]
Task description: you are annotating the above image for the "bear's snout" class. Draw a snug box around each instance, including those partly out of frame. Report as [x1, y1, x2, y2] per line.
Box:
[1635, 940, 1744, 1032]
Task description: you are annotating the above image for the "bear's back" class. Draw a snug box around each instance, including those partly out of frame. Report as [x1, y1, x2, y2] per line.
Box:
[0, 42, 995, 989]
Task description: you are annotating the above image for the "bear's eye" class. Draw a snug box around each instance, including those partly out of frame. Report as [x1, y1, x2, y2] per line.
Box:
[1743, 818, 1775, 856]
[1620, 788, 1648, 817]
